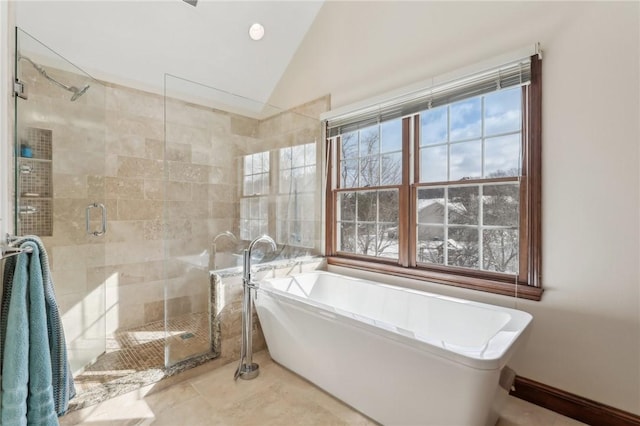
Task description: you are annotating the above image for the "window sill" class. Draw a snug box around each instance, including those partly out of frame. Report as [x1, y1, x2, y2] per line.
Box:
[326, 256, 543, 301]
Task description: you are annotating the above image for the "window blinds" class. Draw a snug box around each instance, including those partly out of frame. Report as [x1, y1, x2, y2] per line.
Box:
[326, 58, 532, 137]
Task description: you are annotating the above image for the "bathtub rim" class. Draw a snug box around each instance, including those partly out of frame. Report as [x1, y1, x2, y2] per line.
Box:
[256, 270, 533, 371]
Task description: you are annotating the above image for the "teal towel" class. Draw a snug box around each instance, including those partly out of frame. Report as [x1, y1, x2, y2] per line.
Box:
[1, 242, 58, 425]
[1, 236, 75, 416]
[0, 244, 30, 425]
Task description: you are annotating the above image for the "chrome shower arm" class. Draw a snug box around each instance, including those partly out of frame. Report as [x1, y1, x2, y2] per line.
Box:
[18, 54, 90, 101]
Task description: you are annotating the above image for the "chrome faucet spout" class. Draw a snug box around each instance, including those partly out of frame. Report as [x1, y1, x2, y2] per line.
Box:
[243, 235, 277, 284]
[211, 231, 237, 270]
[213, 230, 237, 245]
[235, 234, 277, 381]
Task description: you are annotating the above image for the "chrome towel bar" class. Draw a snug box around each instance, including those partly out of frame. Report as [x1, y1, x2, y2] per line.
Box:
[0, 245, 33, 261]
[1, 233, 34, 261]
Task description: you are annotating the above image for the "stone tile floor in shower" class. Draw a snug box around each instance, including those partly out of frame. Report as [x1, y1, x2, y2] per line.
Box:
[62, 350, 586, 426]
[70, 312, 211, 410]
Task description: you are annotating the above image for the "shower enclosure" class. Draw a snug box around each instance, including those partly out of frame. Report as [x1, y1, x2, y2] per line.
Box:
[14, 28, 108, 378]
[12, 27, 324, 410]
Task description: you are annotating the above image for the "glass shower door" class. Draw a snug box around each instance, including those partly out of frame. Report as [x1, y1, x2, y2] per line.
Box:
[14, 28, 107, 374]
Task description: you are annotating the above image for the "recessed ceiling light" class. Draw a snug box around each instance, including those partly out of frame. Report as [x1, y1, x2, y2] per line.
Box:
[249, 23, 265, 41]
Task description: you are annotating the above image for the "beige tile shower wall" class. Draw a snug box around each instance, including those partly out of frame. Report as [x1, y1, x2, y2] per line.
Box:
[16, 63, 109, 371]
[18, 63, 254, 353]
[104, 86, 251, 335]
[102, 85, 166, 331]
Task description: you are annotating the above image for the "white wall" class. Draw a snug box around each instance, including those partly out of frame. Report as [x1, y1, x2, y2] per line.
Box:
[0, 1, 15, 240]
[271, 1, 640, 415]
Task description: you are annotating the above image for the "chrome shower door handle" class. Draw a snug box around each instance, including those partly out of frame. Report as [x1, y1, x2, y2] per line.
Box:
[86, 202, 107, 237]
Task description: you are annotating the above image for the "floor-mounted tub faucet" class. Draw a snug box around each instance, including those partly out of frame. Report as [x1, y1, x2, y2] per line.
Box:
[234, 235, 277, 380]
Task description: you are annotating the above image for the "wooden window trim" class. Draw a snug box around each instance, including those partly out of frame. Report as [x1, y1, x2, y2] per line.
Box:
[325, 55, 542, 300]
[327, 256, 543, 301]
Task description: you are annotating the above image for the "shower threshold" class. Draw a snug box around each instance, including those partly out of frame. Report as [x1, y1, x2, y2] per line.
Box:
[69, 311, 216, 412]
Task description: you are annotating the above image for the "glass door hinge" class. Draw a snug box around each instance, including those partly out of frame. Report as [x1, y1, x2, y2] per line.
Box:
[14, 79, 27, 99]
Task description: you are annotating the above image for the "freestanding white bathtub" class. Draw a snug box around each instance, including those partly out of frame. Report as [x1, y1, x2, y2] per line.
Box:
[255, 271, 533, 426]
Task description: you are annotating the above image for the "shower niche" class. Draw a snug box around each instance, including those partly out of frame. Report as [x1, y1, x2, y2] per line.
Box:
[17, 126, 53, 236]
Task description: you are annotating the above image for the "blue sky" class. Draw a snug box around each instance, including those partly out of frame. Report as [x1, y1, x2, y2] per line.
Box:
[341, 86, 522, 186]
[420, 86, 522, 182]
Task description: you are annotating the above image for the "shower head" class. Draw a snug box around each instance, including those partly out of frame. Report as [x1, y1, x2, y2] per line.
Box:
[19, 55, 90, 102]
[70, 84, 90, 101]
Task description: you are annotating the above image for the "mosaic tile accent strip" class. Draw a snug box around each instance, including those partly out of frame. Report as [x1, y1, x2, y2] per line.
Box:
[26, 127, 53, 160]
[18, 127, 53, 236]
[19, 159, 52, 198]
[18, 198, 52, 236]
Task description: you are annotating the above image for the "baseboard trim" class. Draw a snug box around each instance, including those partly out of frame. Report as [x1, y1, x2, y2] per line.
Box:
[510, 376, 640, 426]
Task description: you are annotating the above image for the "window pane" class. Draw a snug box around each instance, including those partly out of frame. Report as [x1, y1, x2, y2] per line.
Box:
[381, 152, 402, 186]
[483, 184, 519, 227]
[450, 140, 481, 180]
[357, 223, 377, 256]
[289, 221, 302, 245]
[484, 134, 521, 178]
[447, 227, 479, 269]
[305, 143, 316, 166]
[417, 225, 444, 265]
[250, 221, 260, 238]
[279, 168, 292, 193]
[251, 153, 262, 174]
[450, 98, 481, 141]
[341, 132, 358, 159]
[299, 194, 314, 220]
[250, 198, 260, 219]
[483, 229, 518, 273]
[256, 174, 269, 194]
[301, 221, 315, 247]
[302, 165, 315, 192]
[359, 155, 380, 187]
[381, 119, 402, 153]
[359, 125, 379, 156]
[417, 188, 445, 225]
[243, 175, 253, 195]
[244, 155, 252, 175]
[280, 147, 292, 170]
[420, 106, 447, 146]
[448, 186, 479, 225]
[261, 152, 270, 172]
[240, 198, 249, 219]
[276, 220, 288, 244]
[341, 159, 358, 188]
[339, 222, 356, 253]
[379, 190, 399, 222]
[378, 223, 399, 259]
[357, 192, 377, 222]
[260, 197, 268, 219]
[240, 219, 250, 240]
[258, 220, 268, 235]
[338, 192, 356, 221]
[292, 145, 305, 168]
[484, 87, 521, 136]
[420, 145, 447, 182]
[276, 195, 289, 219]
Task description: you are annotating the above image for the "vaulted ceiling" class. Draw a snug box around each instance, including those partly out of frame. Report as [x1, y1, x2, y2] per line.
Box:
[15, 1, 323, 107]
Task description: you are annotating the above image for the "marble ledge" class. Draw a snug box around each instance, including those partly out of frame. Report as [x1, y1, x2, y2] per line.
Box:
[209, 256, 326, 280]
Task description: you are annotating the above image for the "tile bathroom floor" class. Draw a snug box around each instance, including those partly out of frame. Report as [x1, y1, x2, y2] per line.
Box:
[61, 350, 585, 426]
